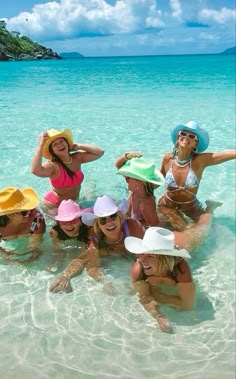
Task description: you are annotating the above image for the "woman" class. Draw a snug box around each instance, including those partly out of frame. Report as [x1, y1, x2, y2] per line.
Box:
[158, 121, 236, 222]
[49, 195, 214, 293]
[0, 187, 45, 263]
[47, 199, 91, 272]
[31, 128, 104, 215]
[125, 227, 194, 333]
[49, 194, 144, 293]
[115, 154, 166, 229]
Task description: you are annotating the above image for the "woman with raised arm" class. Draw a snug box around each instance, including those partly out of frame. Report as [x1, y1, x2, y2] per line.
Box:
[115, 154, 165, 229]
[158, 121, 235, 222]
[31, 128, 104, 216]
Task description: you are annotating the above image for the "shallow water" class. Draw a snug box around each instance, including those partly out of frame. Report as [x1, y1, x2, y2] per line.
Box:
[0, 54, 235, 378]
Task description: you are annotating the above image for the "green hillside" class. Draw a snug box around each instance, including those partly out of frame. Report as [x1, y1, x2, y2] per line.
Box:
[0, 20, 61, 61]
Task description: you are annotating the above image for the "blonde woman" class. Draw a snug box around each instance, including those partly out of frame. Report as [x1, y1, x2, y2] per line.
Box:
[49, 195, 144, 293]
[125, 227, 194, 333]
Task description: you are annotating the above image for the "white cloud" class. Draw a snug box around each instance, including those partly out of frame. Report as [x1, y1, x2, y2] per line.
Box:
[169, 0, 182, 20]
[200, 7, 236, 24]
[6, 0, 163, 40]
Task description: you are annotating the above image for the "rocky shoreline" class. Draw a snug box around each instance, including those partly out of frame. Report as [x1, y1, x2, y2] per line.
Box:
[0, 21, 62, 61]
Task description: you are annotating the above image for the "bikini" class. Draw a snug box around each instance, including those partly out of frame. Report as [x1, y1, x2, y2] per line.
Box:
[0, 211, 45, 262]
[44, 165, 84, 204]
[162, 161, 202, 209]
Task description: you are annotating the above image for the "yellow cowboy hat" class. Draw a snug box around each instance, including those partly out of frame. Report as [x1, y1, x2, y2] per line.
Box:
[42, 128, 74, 159]
[0, 187, 39, 216]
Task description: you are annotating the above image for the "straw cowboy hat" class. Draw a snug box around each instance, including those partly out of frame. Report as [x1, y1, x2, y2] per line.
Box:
[117, 157, 164, 185]
[125, 227, 191, 259]
[0, 187, 39, 216]
[54, 200, 90, 222]
[171, 121, 209, 153]
[42, 128, 74, 159]
[82, 195, 128, 226]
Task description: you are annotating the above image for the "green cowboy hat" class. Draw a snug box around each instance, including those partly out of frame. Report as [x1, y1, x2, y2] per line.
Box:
[117, 157, 164, 185]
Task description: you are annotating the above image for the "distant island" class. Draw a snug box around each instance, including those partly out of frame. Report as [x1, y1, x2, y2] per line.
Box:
[60, 52, 84, 59]
[0, 20, 61, 61]
[220, 46, 236, 55]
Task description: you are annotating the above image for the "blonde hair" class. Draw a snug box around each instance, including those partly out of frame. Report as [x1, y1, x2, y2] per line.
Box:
[155, 254, 182, 275]
[93, 211, 123, 249]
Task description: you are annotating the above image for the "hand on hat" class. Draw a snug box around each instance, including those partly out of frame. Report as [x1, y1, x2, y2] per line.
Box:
[39, 131, 49, 146]
[125, 151, 143, 160]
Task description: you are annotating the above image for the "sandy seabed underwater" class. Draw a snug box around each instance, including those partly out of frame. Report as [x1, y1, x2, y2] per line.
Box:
[0, 54, 235, 378]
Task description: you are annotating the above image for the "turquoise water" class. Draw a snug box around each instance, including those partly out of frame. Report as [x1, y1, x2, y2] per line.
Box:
[0, 55, 235, 378]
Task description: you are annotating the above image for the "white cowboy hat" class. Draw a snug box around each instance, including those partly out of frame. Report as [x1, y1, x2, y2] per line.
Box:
[82, 195, 128, 226]
[125, 227, 191, 259]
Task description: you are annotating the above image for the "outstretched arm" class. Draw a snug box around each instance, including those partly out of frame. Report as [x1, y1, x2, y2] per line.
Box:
[133, 280, 171, 332]
[49, 254, 87, 293]
[198, 150, 236, 168]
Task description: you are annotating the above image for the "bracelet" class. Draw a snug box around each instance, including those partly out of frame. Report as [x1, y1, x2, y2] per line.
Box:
[124, 152, 130, 160]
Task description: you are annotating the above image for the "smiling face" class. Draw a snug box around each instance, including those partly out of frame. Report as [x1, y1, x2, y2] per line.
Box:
[50, 138, 69, 157]
[177, 130, 198, 150]
[137, 253, 159, 276]
[58, 218, 81, 237]
[96, 212, 123, 241]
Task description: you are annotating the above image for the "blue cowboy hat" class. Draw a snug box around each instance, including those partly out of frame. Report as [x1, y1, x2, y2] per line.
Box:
[171, 121, 209, 153]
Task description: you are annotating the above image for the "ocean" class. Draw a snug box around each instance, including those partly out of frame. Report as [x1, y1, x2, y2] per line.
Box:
[0, 54, 235, 379]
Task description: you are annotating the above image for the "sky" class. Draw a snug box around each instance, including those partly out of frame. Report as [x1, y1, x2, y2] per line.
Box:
[1, 0, 235, 57]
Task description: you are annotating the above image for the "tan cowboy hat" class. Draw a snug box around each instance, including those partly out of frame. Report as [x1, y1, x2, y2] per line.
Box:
[42, 128, 74, 159]
[0, 187, 39, 216]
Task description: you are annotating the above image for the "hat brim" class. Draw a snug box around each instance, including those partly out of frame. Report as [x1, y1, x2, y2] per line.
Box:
[125, 236, 191, 259]
[82, 199, 128, 226]
[117, 168, 165, 186]
[42, 129, 74, 159]
[171, 124, 209, 153]
[0, 188, 39, 216]
[54, 207, 93, 222]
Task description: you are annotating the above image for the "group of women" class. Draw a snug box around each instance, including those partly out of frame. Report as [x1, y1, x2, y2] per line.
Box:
[0, 122, 235, 332]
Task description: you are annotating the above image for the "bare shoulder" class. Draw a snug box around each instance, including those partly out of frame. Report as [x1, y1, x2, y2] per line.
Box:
[163, 152, 174, 162]
[127, 219, 144, 238]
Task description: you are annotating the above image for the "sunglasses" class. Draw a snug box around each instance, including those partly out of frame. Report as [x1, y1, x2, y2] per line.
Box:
[178, 131, 198, 140]
[98, 213, 118, 225]
[58, 218, 80, 225]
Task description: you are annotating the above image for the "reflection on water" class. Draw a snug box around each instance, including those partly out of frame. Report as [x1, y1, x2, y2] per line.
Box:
[0, 222, 235, 378]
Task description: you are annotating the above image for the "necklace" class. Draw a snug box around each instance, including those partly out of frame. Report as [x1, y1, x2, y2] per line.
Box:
[106, 232, 123, 245]
[62, 156, 72, 164]
[174, 159, 190, 168]
[174, 152, 193, 167]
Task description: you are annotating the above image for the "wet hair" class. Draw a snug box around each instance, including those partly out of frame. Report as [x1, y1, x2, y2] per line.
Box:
[143, 181, 155, 197]
[93, 211, 123, 249]
[0, 215, 10, 227]
[53, 221, 89, 242]
[0, 211, 32, 227]
[49, 138, 75, 179]
[155, 255, 183, 283]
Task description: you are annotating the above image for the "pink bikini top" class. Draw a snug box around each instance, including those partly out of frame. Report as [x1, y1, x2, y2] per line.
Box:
[50, 165, 84, 188]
